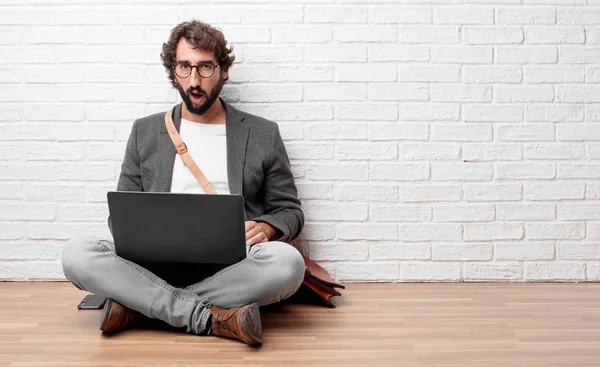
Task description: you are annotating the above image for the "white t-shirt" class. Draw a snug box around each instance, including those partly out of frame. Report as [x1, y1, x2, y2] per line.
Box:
[170, 118, 230, 195]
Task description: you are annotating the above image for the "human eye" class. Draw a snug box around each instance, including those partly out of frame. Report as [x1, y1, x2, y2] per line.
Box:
[178, 62, 191, 71]
[199, 63, 213, 72]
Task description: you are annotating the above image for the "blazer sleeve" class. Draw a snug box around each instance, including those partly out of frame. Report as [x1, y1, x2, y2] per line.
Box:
[108, 120, 143, 236]
[253, 125, 304, 242]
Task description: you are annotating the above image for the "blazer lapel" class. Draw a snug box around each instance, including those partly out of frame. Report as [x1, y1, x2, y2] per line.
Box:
[157, 104, 181, 192]
[224, 100, 249, 195]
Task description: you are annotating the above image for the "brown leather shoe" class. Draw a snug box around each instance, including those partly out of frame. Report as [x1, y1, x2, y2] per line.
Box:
[99, 298, 144, 333]
[209, 303, 262, 345]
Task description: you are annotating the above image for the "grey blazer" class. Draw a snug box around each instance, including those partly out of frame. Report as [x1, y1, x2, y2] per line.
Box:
[110, 99, 304, 243]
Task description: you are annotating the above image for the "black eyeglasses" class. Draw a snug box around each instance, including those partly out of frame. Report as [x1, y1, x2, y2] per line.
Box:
[174, 61, 219, 78]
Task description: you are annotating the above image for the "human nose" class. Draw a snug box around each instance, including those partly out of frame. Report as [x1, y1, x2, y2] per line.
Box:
[188, 66, 201, 88]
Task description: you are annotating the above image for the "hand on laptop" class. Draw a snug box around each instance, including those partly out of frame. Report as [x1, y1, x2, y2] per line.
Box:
[245, 221, 277, 246]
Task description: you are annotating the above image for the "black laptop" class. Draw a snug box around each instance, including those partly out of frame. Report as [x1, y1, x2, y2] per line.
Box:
[107, 191, 247, 266]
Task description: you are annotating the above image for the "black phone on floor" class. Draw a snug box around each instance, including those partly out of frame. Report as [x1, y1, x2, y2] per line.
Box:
[77, 294, 107, 310]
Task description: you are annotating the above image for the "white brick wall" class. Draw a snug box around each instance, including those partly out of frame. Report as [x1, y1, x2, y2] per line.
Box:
[1, 0, 599, 282]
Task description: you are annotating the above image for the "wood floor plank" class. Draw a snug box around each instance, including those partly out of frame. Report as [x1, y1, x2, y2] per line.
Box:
[0, 282, 598, 366]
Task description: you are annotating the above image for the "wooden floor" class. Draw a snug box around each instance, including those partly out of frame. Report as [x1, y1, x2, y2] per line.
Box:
[0, 282, 599, 367]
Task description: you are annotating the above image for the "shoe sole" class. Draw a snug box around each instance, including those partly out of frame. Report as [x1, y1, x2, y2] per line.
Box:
[240, 303, 263, 345]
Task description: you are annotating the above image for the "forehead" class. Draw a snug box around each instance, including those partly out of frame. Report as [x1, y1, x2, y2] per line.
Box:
[175, 38, 217, 63]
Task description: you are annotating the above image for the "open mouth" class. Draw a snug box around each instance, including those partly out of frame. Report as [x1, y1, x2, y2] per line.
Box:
[189, 90, 205, 104]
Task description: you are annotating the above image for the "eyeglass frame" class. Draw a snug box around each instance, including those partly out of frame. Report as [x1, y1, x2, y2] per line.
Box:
[173, 60, 220, 79]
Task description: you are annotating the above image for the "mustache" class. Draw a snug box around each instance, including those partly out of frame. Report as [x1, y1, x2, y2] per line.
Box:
[186, 87, 207, 96]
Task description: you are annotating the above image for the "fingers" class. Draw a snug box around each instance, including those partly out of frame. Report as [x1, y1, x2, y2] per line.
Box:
[245, 221, 257, 232]
[245, 221, 271, 246]
[246, 231, 268, 246]
[246, 226, 262, 241]
[245, 222, 260, 241]
[245, 222, 268, 246]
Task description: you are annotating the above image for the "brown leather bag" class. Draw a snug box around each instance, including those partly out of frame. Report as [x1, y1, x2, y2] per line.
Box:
[164, 108, 344, 307]
[299, 256, 345, 307]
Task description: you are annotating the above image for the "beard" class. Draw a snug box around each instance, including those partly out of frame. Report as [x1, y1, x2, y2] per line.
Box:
[176, 75, 226, 116]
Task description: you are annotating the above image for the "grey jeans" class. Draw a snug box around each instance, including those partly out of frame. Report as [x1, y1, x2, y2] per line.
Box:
[61, 236, 305, 335]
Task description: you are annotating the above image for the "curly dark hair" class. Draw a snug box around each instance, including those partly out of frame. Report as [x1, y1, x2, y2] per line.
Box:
[161, 20, 235, 87]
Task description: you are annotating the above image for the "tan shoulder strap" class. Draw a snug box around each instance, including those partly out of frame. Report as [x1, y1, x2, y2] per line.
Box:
[164, 107, 217, 195]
